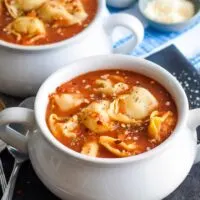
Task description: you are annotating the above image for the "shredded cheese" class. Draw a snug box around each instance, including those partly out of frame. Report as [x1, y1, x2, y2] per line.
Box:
[144, 0, 195, 24]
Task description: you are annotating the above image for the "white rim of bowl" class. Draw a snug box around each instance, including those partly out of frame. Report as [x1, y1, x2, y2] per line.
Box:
[35, 54, 189, 165]
[0, 0, 104, 51]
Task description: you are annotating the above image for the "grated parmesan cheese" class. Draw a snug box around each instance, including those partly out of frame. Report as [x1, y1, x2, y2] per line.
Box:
[144, 0, 195, 24]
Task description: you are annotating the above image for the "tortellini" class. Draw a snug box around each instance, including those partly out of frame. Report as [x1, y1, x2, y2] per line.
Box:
[63, 115, 79, 138]
[80, 100, 115, 133]
[64, 0, 88, 23]
[108, 86, 158, 124]
[148, 111, 173, 141]
[48, 114, 62, 137]
[17, 0, 46, 11]
[4, 0, 46, 18]
[37, 1, 75, 24]
[99, 136, 137, 157]
[94, 77, 129, 96]
[4, 0, 23, 18]
[37, 0, 87, 26]
[54, 93, 85, 112]
[49, 114, 79, 139]
[81, 141, 99, 157]
[5, 16, 46, 43]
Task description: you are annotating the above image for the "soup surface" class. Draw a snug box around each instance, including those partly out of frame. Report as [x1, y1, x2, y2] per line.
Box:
[46, 70, 177, 158]
[0, 0, 97, 45]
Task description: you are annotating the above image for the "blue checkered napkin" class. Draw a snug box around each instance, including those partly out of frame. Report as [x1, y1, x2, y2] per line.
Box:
[108, 5, 200, 69]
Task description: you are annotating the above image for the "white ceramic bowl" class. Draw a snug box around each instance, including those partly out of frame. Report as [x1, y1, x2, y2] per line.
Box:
[139, 0, 200, 32]
[0, 55, 200, 200]
[0, 0, 144, 97]
[107, 0, 137, 8]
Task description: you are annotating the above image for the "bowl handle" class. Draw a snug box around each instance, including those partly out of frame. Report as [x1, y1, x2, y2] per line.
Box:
[188, 109, 200, 164]
[0, 107, 35, 153]
[103, 13, 144, 54]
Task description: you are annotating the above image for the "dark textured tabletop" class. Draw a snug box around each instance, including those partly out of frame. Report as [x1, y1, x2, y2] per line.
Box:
[0, 45, 200, 200]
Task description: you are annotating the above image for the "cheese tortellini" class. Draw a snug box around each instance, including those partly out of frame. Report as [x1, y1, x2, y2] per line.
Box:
[5, 16, 46, 43]
[64, 0, 88, 23]
[80, 100, 115, 133]
[94, 77, 129, 96]
[108, 86, 158, 124]
[37, 0, 87, 26]
[37, 0, 77, 25]
[4, 0, 23, 18]
[148, 111, 173, 141]
[17, 0, 46, 11]
[81, 141, 99, 157]
[54, 93, 85, 112]
[99, 136, 137, 157]
[4, 0, 46, 18]
[49, 114, 79, 139]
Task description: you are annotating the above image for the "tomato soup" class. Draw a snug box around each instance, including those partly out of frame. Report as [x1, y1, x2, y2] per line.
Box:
[0, 0, 98, 45]
[46, 70, 177, 158]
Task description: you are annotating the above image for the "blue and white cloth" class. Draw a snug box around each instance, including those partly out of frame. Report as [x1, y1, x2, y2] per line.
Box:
[108, 3, 200, 72]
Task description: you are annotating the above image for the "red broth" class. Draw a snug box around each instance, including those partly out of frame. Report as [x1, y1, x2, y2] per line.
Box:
[46, 70, 177, 158]
[0, 0, 98, 45]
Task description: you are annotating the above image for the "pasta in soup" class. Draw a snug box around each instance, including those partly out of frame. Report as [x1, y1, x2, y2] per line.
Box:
[0, 0, 97, 45]
[46, 70, 178, 158]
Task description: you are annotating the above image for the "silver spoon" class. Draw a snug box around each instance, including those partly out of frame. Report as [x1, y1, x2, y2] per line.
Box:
[1, 146, 28, 200]
[0, 140, 7, 193]
[1, 97, 34, 200]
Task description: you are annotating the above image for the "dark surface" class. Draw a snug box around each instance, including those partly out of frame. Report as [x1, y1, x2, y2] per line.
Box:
[0, 45, 200, 200]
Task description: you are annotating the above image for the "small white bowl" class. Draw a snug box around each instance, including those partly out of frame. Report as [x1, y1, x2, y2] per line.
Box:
[107, 0, 137, 8]
[139, 0, 200, 32]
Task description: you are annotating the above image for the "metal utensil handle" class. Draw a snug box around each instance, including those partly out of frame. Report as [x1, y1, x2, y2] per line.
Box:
[0, 159, 7, 192]
[1, 161, 22, 200]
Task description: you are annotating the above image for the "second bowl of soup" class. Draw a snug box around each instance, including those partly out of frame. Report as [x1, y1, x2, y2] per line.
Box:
[0, 0, 144, 97]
